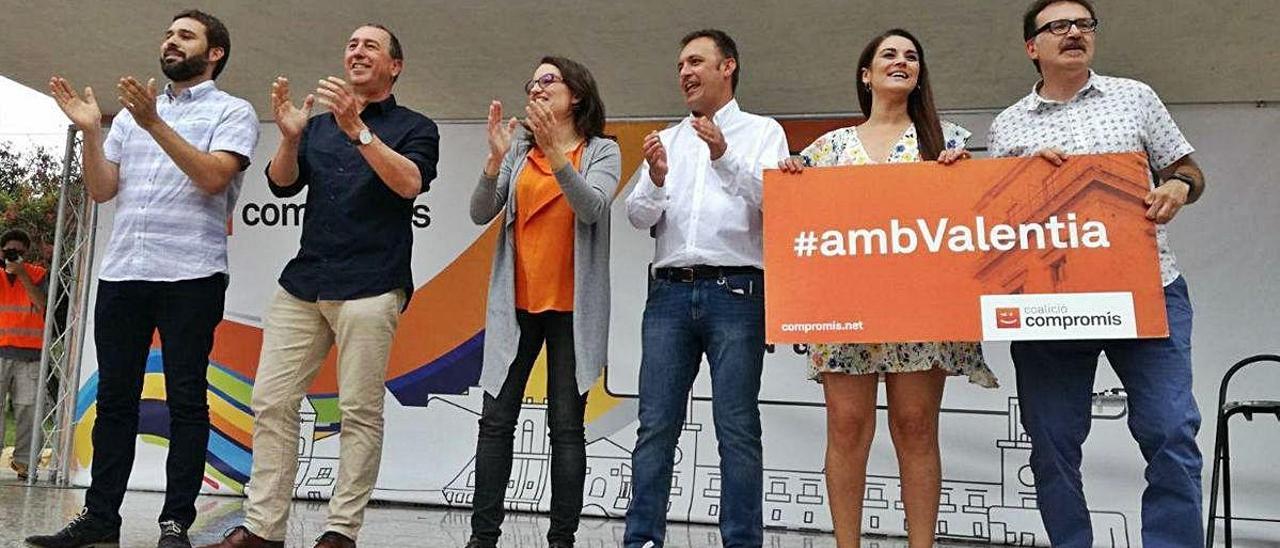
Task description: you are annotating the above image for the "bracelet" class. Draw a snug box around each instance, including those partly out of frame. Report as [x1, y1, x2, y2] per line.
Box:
[1162, 172, 1196, 190]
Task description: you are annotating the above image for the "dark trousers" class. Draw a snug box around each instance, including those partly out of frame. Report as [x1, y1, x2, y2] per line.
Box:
[85, 274, 225, 528]
[470, 310, 587, 546]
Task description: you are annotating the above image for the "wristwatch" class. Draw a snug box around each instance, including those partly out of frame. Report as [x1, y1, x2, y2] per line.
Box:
[1162, 172, 1195, 189]
[353, 128, 374, 146]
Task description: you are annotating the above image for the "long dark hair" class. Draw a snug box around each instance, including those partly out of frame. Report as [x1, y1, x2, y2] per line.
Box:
[855, 29, 944, 160]
[527, 56, 606, 143]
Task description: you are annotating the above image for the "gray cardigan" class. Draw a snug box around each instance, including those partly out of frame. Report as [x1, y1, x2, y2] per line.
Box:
[470, 135, 621, 395]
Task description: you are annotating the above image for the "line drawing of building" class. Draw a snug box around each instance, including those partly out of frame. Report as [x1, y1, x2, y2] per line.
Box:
[439, 395, 684, 522]
[290, 398, 342, 501]
[280, 380, 1138, 547]
[413, 389, 1134, 547]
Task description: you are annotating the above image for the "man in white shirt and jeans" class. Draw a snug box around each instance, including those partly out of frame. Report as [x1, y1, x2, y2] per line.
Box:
[35, 9, 259, 548]
[624, 29, 789, 548]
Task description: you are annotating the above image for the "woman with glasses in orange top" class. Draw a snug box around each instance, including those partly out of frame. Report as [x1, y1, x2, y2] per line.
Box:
[465, 56, 620, 548]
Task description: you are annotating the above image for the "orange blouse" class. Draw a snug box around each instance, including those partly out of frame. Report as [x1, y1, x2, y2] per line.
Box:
[513, 142, 584, 312]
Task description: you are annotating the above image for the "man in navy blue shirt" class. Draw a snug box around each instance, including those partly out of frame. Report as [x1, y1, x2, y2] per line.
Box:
[202, 23, 438, 548]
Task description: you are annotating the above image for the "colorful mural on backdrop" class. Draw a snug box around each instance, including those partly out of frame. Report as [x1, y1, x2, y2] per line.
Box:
[72, 120, 670, 494]
[69, 113, 1204, 546]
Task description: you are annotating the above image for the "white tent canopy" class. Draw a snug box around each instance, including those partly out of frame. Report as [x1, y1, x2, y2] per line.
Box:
[2, 0, 1274, 121]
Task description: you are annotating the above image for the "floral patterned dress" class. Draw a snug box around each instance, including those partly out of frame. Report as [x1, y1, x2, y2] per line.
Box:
[799, 122, 999, 388]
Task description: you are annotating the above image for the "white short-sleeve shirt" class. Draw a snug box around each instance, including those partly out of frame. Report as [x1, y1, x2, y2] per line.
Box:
[101, 80, 259, 282]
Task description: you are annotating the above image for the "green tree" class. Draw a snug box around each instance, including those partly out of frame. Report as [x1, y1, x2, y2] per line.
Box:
[0, 140, 71, 266]
[1, 138, 80, 448]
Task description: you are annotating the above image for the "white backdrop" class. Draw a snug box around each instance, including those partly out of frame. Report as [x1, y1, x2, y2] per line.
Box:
[70, 103, 1280, 546]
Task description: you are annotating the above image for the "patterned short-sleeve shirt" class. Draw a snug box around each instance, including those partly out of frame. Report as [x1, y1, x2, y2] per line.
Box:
[101, 80, 260, 282]
[987, 72, 1195, 286]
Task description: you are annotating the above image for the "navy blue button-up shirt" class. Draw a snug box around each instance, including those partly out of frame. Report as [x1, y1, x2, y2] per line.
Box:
[267, 95, 439, 304]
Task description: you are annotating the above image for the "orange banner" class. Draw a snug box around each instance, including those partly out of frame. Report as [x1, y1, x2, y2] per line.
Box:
[763, 152, 1169, 343]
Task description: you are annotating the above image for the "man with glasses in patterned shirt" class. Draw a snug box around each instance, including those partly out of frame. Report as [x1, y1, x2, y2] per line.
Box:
[987, 1, 1207, 547]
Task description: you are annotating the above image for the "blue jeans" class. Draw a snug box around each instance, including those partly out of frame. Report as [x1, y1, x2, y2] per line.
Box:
[1011, 276, 1201, 548]
[624, 271, 765, 548]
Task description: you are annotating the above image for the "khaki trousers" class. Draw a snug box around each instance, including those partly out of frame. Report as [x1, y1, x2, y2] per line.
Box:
[243, 287, 404, 541]
[0, 356, 41, 467]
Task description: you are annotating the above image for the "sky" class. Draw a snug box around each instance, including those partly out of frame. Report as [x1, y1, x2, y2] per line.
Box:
[0, 75, 73, 159]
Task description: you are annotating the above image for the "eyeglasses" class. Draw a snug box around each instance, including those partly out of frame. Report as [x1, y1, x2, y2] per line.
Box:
[1033, 17, 1099, 37]
[524, 73, 564, 95]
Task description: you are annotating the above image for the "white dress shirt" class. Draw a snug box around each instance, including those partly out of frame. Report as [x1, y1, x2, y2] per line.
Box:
[626, 99, 789, 268]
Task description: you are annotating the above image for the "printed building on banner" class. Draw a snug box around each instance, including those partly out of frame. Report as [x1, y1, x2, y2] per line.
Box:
[972, 153, 1153, 295]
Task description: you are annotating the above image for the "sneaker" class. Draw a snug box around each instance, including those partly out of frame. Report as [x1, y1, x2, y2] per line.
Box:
[158, 521, 192, 548]
[24, 509, 120, 547]
[464, 540, 496, 548]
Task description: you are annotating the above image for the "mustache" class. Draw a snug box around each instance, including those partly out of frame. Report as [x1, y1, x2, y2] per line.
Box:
[1060, 38, 1086, 51]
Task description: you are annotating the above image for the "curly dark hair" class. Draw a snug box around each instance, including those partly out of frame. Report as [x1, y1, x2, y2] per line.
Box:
[1, 229, 32, 249]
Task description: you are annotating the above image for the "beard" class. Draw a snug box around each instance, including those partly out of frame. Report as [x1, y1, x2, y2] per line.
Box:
[160, 51, 210, 82]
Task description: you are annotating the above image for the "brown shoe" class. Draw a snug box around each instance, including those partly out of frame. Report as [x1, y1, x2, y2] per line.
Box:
[197, 526, 283, 548]
[313, 531, 356, 548]
[10, 460, 29, 480]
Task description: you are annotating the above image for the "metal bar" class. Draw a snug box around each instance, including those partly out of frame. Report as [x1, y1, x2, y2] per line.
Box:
[1223, 415, 1234, 548]
[26, 125, 78, 483]
[1206, 413, 1225, 547]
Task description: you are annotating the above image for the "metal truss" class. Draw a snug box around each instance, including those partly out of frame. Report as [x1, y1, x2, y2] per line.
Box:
[27, 126, 96, 486]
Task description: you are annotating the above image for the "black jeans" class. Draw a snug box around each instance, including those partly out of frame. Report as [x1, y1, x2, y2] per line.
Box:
[470, 310, 587, 545]
[85, 274, 225, 528]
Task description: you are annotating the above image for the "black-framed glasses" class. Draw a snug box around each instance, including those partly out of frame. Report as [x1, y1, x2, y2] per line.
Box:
[524, 73, 564, 95]
[1034, 17, 1099, 37]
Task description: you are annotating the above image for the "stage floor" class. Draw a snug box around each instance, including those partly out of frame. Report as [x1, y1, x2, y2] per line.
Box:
[1, 481, 1272, 547]
[0, 480, 966, 548]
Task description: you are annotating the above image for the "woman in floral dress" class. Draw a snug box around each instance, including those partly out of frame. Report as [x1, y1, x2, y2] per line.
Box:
[778, 29, 998, 548]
